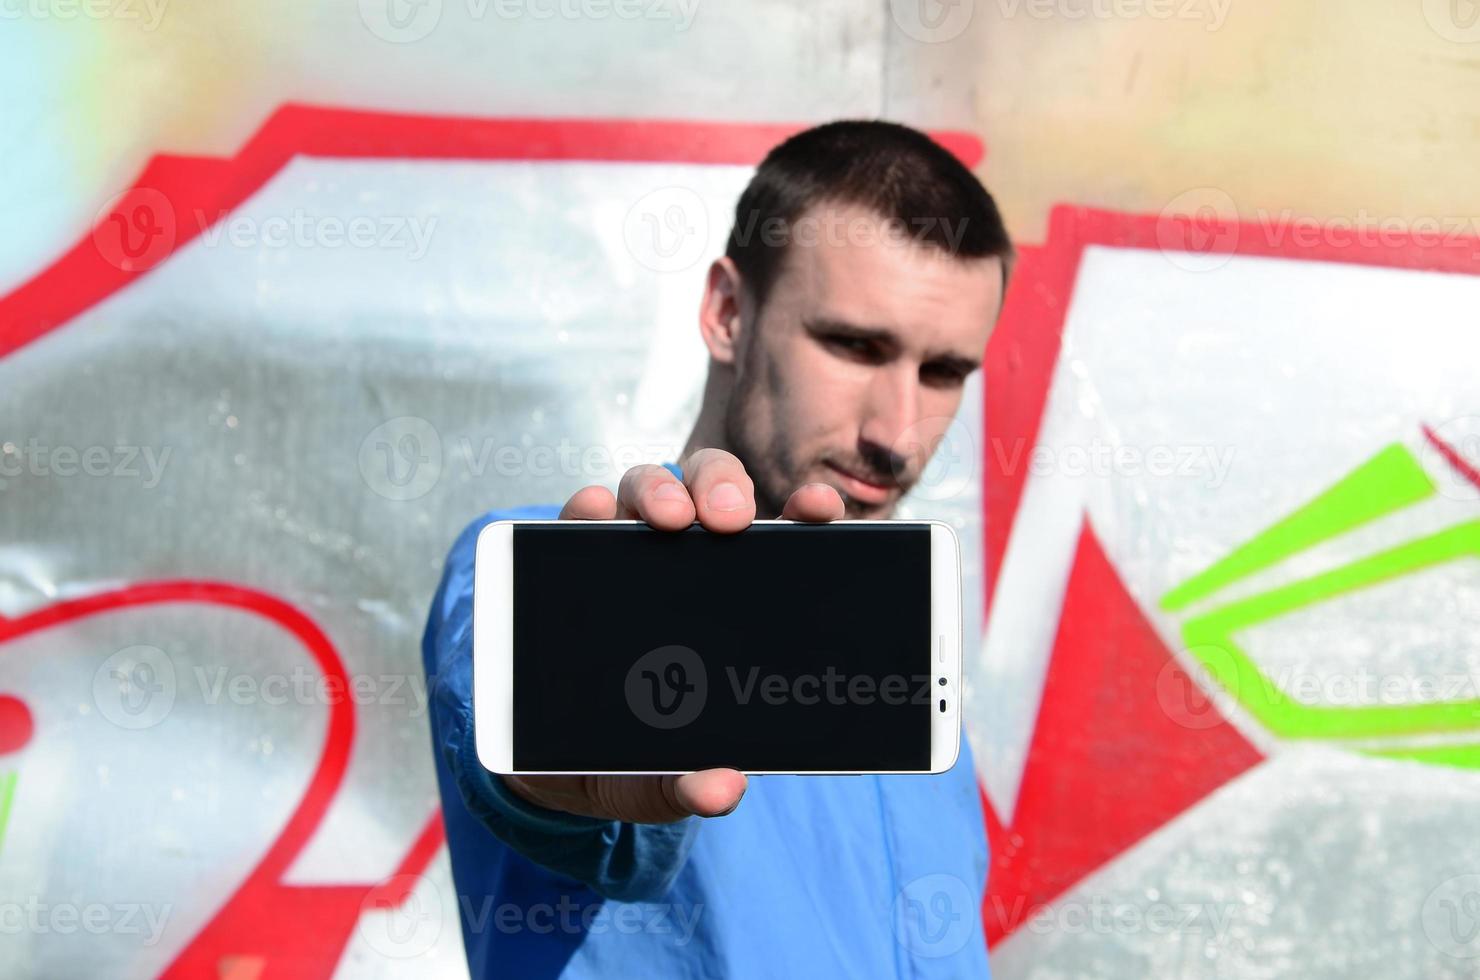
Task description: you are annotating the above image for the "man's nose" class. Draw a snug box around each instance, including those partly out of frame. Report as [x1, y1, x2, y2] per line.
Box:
[858, 364, 923, 468]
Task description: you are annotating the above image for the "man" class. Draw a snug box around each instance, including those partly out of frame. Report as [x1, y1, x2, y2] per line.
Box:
[424, 120, 1011, 977]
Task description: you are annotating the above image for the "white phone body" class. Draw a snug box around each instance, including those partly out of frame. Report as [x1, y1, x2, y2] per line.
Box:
[473, 518, 962, 776]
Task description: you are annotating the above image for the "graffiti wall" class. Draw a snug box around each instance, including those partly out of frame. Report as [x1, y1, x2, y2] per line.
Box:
[0, 5, 983, 977]
[970, 5, 1480, 978]
[2, 1, 1479, 978]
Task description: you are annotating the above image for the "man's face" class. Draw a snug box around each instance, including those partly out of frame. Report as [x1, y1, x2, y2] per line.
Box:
[724, 203, 1004, 519]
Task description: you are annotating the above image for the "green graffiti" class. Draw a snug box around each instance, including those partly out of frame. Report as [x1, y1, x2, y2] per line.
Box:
[1181, 520, 1480, 739]
[1160, 444, 1434, 612]
[1165, 444, 1480, 769]
[0, 771, 15, 855]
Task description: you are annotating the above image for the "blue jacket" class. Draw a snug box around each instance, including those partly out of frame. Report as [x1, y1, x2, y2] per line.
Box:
[423, 503, 991, 978]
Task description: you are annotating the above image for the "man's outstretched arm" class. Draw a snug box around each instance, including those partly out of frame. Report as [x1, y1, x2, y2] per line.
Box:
[423, 515, 701, 903]
[422, 451, 846, 900]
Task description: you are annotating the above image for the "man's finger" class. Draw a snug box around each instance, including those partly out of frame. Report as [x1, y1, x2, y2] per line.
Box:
[681, 448, 756, 533]
[558, 484, 618, 521]
[571, 770, 747, 824]
[670, 768, 749, 818]
[616, 464, 696, 529]
[781, 482, 846, 522]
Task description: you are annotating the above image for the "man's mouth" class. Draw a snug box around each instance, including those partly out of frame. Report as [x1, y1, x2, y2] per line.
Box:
[823, 461, 896, 506]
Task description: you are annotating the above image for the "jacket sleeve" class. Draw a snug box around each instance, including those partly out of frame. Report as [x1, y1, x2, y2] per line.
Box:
[422, 505, 700, 902]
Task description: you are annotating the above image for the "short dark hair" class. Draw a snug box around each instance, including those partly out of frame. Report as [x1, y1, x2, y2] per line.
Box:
[724, 120, 1013, 310]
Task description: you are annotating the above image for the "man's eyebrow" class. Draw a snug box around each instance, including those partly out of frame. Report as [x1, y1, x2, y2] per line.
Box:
[929, 353, 982, 377]
[803, 317, 981, 375]
[802, 317, 901, 349]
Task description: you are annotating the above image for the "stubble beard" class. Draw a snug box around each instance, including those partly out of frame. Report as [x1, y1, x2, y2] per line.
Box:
[722, 370, 793, 520]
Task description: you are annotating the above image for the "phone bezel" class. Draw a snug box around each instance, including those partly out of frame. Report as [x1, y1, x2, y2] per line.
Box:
[473, 518, 962, 776]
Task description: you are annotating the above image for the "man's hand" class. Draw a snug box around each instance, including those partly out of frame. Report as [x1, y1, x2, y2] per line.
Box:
[501, 448, 845, 824]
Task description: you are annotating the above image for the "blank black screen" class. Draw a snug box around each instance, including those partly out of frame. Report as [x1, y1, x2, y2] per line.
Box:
[510, 523, 933, 772]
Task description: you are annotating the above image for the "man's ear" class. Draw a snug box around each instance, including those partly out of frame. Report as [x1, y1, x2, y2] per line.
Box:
[698, 256, 746, 366]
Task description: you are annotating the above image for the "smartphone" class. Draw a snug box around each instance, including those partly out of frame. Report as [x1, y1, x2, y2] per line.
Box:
[472, 519, 962, 775]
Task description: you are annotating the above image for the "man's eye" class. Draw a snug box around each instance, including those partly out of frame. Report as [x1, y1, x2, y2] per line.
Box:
[921, 365, 968, 387]
[825, 336, 878, 359]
